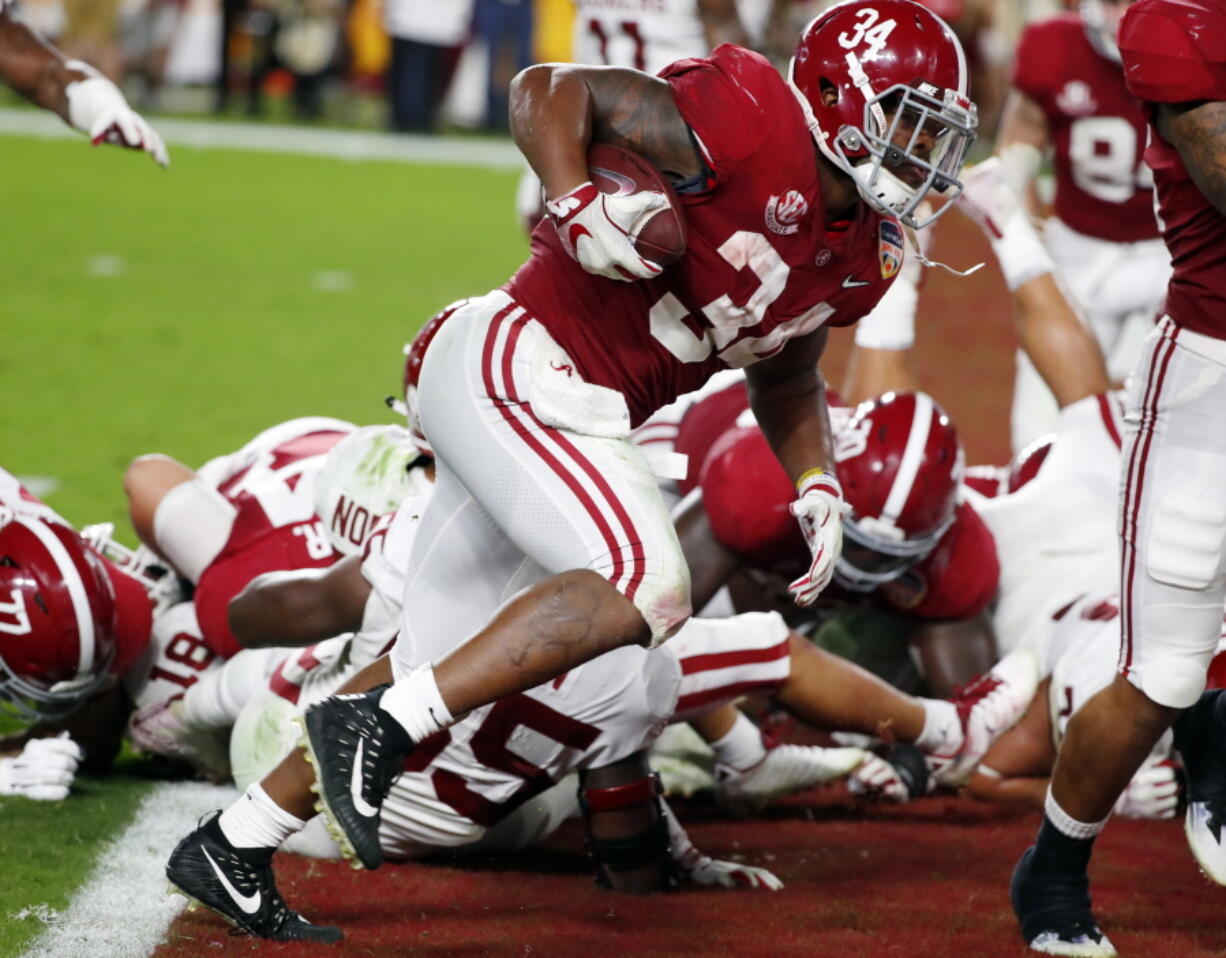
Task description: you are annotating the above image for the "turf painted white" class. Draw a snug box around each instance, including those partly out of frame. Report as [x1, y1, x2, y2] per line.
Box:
[19, 781, 238, 958]
[0, 108, 523, 169]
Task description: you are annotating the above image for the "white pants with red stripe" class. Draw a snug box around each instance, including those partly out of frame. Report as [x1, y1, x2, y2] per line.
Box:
[1119, 317, 1226, 709]
[666, 612, 792, 721]
[396, 290, 691, 672]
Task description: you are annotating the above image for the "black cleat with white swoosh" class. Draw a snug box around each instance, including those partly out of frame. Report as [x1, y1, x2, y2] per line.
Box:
[302, 683, 412, 870]
[166, 812, 342, 943]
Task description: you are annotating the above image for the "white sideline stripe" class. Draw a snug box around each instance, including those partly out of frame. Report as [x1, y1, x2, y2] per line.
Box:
[0, 108, 524, 169]
[20, 781, 239, 958]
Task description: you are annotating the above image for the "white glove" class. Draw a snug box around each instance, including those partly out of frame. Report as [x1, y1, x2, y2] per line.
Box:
[787, 470, 848, 606]
[547, 181, 665, 281]
[1114, 759, 1180, 820]
[848, 753, 910, 803]
[0, 733, 82, 801]
[64, 63, 169, 167]
[663, 802, 783, 890]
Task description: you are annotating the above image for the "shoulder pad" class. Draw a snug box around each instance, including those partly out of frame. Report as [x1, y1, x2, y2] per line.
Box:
[1120, 0, 1226, 103]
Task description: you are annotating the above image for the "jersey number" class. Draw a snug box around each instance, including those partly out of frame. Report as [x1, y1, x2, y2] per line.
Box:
[148, 631, 218, 689]
[837, 8, 897, 60]
[588, 19, 645, 71]
[649, 231, 833, 367]
[1068, 116, 1152, 205]
[225, 450, 326, 527]
[407, 694, 600, 827]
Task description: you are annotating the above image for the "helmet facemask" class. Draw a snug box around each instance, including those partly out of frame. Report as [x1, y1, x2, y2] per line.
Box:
[0, 645, 117, 723]
[832, 70, 977, 229]
[834, 508, 956, 592]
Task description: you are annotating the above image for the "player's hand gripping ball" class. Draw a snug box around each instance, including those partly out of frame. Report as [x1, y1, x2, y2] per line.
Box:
[547, 144, 687, 281]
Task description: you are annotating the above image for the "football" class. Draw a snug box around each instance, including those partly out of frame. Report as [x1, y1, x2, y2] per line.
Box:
[587, 143, 688, 267]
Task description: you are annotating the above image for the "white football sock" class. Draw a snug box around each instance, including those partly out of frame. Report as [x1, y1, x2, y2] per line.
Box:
[218, 783, 307, 850]
[181, 648, 277, 729]
[708, 712, 767, 771]
[914, 698, 963, 755]
[1045, 788, 1109, 840]
[379, 665, 455, 744]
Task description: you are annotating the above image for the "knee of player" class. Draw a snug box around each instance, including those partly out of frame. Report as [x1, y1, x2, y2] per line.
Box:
[123, 454, 192, 523]
[1132, 654, 1214, 712]
[638, 573, 693, 649]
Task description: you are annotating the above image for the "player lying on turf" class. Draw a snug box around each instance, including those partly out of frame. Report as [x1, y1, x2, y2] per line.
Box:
[0, 0, 167, 165]
[966, 590, 1191, 820]
[0, 423, 418, 797]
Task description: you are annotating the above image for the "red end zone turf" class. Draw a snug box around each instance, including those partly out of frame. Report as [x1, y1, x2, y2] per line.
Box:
[158, 793, 1226, 957]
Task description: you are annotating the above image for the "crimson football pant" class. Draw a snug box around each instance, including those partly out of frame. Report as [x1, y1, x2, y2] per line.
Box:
[394, 291, 692, 676]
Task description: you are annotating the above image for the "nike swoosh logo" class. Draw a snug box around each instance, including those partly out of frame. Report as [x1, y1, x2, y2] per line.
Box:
[202, 846, 261, 915]
[842, 275, 871, 289]
[568, 223, 592, 248]
[589, 165, 637, 196]
[350, 738, 379, 818]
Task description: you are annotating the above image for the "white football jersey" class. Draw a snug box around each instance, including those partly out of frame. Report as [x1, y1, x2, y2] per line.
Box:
[972, 392, 1126, 658]
[124, 602, 224, 711]
[1044, 592, 1183, 762]
[572, 0, 708, 75]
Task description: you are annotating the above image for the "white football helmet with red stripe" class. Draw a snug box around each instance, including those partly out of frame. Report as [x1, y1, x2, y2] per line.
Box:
[789, 0, 977, 228]
[0, 517, 120, 720]
[834, 391, 963, 591]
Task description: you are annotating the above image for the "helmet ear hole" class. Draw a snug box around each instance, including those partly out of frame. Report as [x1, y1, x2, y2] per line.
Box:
[819, 78, 838, 107]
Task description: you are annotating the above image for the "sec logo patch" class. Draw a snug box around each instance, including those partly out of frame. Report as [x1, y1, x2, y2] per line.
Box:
[879, 219, 904, 279]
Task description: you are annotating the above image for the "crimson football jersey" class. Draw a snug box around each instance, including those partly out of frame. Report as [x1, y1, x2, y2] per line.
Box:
[505, 45, 897, 427]
[1013, 14, 1157, 243]
[193, 425, 349, 658]
[1120, 0, 1226, 339]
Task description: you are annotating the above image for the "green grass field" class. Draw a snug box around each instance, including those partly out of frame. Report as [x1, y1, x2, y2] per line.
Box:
[2, 133, 526, 531]
[1, 130, 528, 956]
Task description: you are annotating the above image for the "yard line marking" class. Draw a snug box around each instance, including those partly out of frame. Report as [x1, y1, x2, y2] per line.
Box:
[0, 108, 524, 170]
[20, 781, 238, 958]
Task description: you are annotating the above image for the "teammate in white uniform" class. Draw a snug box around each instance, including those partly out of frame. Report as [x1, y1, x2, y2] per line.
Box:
[0, 0, 167, 165]
[966, 591, 1184, 820]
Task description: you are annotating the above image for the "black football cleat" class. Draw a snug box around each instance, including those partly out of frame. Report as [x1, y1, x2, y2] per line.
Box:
[1011, 846, 1116, 957]
[301, 684, 410, 870]
[1175, 690, 1226, 884]
[166, 812, 342, 943]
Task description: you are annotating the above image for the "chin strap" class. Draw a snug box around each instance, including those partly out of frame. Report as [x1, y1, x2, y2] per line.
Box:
[906, 227, 984, 277]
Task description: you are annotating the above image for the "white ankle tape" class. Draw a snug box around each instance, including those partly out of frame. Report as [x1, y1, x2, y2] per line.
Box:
[1045, 789, 1108, 840]
[709, 712, 767, 772]
[379, 665, 455, 744]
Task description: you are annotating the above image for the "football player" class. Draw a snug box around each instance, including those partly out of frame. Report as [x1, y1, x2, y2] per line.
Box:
[0, 0, 167, 165]
[995, 0, 1169, 451]
[967, 591, 1185, 820]
[1011, 1, 1226, 955]
[163, 3, 980, 940]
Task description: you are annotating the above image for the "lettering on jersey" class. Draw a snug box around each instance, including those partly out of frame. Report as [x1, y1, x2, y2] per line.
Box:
[325, 496, 376, 553]
[879, 220, 904, 279]
[1056, 80, 1097, 117]
[765, 190, 808, 236]
[0, 587, 32, 636]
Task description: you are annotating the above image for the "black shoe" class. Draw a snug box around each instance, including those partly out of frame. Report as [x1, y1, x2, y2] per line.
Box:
[1175, 690, 1226, 883]
[1010, 846, 1115, 956]
[166, 812, 342, 943]
[302, 683, 411, 870]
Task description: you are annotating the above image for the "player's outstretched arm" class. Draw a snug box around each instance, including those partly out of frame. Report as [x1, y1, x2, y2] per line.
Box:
[994, 89, 1049, 217]
[0, 9, 167, 165]
[229, 555, 370, 649]
[964, 676, 1053, 810]
[1156, 100, 1226, 217]
[746, 329, 846, 607]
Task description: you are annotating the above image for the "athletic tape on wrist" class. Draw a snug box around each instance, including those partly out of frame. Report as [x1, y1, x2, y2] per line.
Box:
[796, 468, 843, 501]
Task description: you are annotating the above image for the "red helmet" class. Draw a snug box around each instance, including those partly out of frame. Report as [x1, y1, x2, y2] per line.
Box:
[1007, 434, 1055, 493]
[834, 391, 963, 590]
[0, 517, 120, 720]
[400, 299, 468, 457]
[789, 0, 977, 228]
